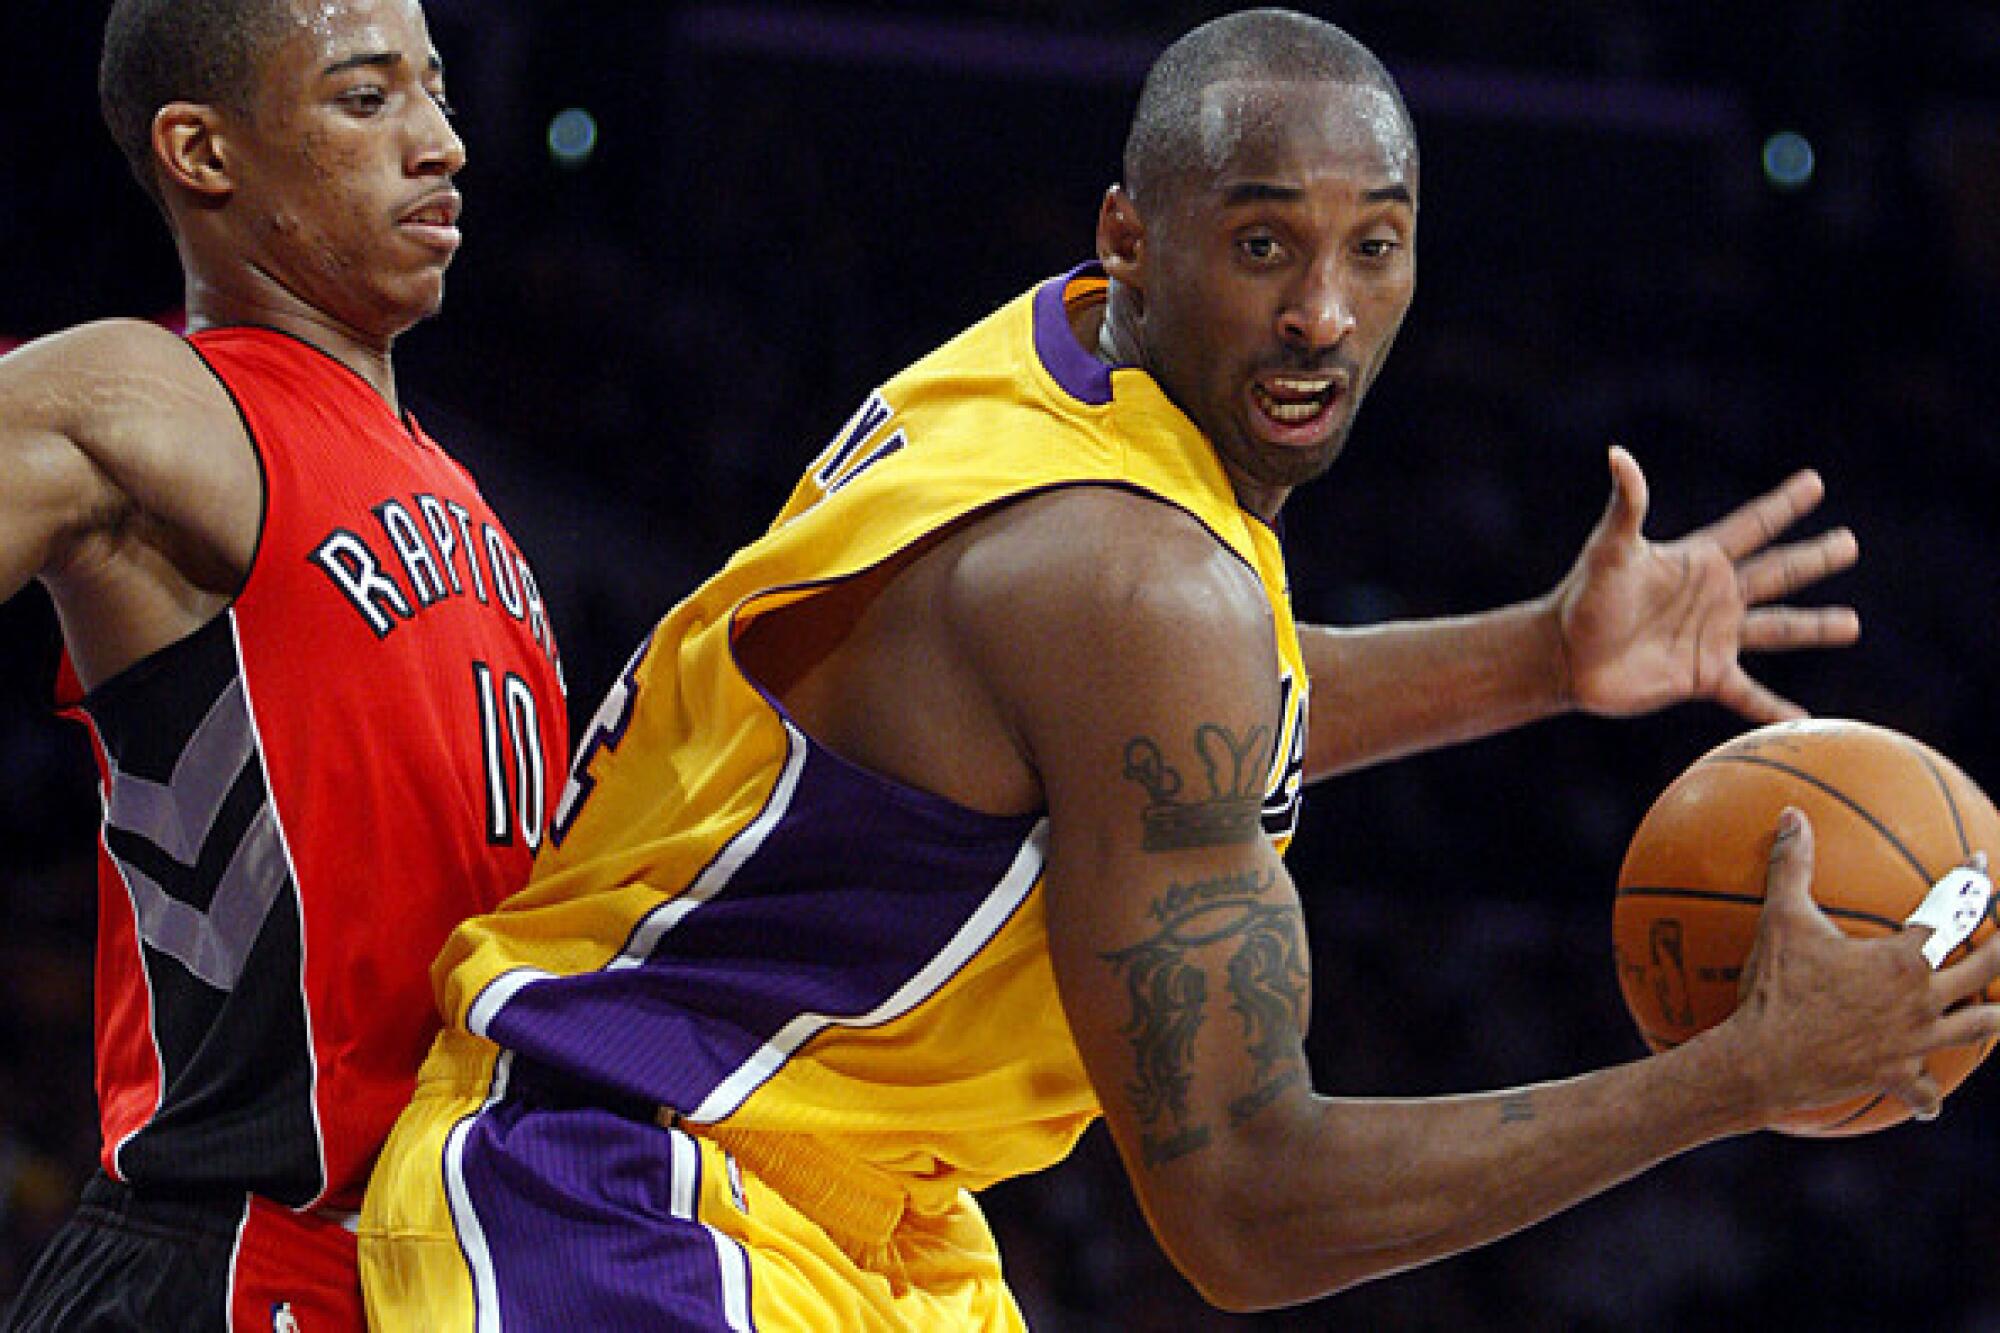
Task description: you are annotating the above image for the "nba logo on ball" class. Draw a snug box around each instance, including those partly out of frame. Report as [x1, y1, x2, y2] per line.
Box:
[1613, 718, 2000, 1136]
[1629, 918, 1694, 1030]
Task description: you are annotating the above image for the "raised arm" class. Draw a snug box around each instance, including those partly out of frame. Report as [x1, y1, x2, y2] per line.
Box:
[1300, 446, 1860, 782]
[0, 320, 257, 685]
[1, 329, 128, 600]
[962, 490, 1992, 1311]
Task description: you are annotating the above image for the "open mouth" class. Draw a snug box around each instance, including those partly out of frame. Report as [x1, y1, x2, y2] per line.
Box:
[404, 202, 458, 227]
[1250, 373, 1346, 436]
[398, 192, 464, 253]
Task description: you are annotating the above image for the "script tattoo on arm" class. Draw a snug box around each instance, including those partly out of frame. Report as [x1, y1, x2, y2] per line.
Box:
[1101, 867, 1311, 1166]
[1123, 723, 1271, 851]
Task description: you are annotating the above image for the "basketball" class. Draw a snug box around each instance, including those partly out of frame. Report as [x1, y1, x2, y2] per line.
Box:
[1613, 718, 2000, 1136]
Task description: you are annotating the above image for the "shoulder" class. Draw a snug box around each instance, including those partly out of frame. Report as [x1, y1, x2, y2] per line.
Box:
[938, 486, 1280, 734]
[949, 486, 1272, 645]
[6, 318, 243, 463]
[5, 319, 259, 582]
[11, 318, 207, 386]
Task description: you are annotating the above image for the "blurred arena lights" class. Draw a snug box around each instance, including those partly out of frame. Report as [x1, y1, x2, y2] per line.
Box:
[1761, 129, 1816, 191]
[547, 107, 600, 169]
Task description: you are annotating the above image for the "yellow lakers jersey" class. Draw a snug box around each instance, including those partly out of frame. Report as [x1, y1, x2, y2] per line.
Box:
[433, 265, 1309, 1228]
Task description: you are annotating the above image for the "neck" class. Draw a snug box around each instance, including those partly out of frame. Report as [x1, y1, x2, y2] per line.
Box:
[180, 255, 405, 413]
[1092, 282, 1143, 369]
[1084, 279, 1291, 526]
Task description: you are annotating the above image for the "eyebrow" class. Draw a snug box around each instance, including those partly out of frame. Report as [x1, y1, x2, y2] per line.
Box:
[1221, 181, 1304, 206]
[1220, 180, 1415, 208]
[322, 50, 446, 78]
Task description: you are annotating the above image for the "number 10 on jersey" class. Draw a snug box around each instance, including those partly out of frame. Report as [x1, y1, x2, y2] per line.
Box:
[473, 659, 548, 850]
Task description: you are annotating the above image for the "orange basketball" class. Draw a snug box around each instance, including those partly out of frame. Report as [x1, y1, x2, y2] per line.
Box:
[1613, 718, 2000, 1136]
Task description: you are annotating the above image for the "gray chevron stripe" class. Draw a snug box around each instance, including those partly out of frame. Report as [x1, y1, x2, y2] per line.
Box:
[114, 803, 286, 990]
[102, 676, 286, 991]
[105, 677, 256, 863]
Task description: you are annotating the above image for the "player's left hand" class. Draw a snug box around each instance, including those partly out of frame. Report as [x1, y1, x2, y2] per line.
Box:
[1552, 446, 1859, 723]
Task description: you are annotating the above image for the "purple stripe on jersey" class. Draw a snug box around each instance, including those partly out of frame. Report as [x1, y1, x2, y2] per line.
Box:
[1033, 262, 1116, 406]
[486, 731, 1045, 1116]
[454, 1097, 749, 1331]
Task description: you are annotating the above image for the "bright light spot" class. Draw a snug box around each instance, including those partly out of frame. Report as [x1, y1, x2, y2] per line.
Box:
[548, 108, 599, 169]
[1762, 131, 1815, 192]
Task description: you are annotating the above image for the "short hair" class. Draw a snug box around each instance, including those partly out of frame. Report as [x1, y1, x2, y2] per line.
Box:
[99, 0, 301, 209]
[1123, 8, 1416, 210]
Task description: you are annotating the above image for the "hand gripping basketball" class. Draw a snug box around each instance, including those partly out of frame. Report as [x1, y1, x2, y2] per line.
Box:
[1614, 718, 2000, 1135]
[1734, 810, 2000, 1128]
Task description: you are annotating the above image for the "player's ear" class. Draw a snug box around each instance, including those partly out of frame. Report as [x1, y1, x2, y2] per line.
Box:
[1097, 185, 1146, 296]
[154, 102, 236, 203]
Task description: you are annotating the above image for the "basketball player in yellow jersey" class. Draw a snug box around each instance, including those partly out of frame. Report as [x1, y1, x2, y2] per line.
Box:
[362, 10, 2000, 1327]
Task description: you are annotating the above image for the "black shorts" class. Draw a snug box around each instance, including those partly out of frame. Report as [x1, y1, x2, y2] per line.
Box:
[4, 1173, 362, 1333]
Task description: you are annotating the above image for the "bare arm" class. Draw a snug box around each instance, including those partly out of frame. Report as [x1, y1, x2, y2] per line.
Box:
[958, 492, 1996, 1311]
[0, 331, 130, 599]
[0, 321, 257, 685]
[1296, 599, 1567, 780]
[1301, 447, 1860, 782]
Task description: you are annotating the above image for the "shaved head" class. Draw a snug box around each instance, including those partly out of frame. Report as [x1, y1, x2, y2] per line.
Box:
[1123, 8, 1416, 211]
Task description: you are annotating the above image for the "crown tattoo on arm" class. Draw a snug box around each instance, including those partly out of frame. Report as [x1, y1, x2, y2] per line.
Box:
[1122, 724, 1271, 852]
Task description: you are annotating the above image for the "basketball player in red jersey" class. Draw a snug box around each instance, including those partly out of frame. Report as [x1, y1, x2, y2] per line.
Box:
[0, 1, 567, 1328]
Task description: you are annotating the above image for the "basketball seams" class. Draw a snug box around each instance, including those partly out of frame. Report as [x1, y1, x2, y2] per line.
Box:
[1899, 740, 1972, 861]
[1613, 884, 1761, 910]
[1614, 884, 1901, 934]
[1898, 740, 1999, 979]
[1819, 1093, 1888, 1133]
[1707, 753, 1938, 890]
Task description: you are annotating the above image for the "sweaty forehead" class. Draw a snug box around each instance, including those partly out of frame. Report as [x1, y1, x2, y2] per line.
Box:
[1196, 79, 1415, 193]
[289, 0, 434, 59]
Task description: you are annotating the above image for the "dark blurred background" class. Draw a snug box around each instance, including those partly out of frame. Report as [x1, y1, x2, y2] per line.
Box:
[3, 1, 1998, 1327]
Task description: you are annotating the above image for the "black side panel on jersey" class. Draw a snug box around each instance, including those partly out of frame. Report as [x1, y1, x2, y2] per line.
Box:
[82, 613, 322, 1205]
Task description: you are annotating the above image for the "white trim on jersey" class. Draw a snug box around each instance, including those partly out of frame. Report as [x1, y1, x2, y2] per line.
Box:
[667, 1127, 755, 1332]
[470, 714, 1053, 1130]
[610, 718, 816, 973]
[223, 1192, 254, 1333]
[443, 1049, 516, 1333]
[466, 967, 554, 1040]
[228, 607, 333, 1207]
[688, 816, 1051, 1124]
[466, 719, 816, 1041]
[77, 701, 169, 1182]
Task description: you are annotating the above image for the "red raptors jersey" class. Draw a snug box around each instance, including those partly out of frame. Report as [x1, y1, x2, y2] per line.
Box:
[60, 328, 568, 1212]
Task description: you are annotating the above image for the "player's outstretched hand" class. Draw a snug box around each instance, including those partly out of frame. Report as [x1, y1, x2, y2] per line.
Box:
[1553, 446, 1860, 724]
[1726, 810, 2000, 1125]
